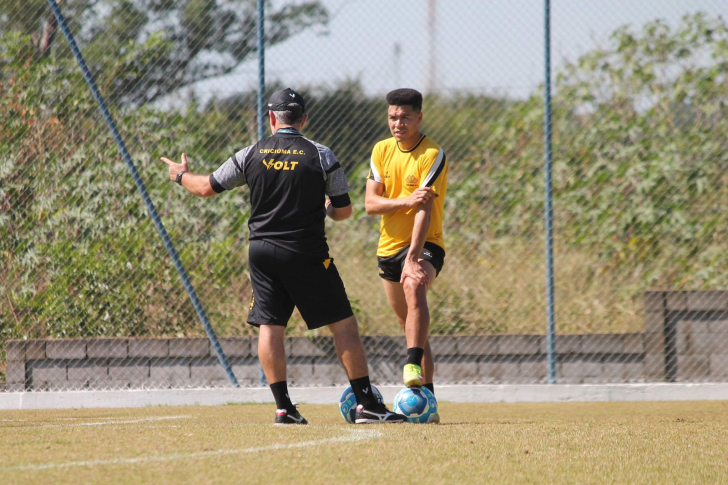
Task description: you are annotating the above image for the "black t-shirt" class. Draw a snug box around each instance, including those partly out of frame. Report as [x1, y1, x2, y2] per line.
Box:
[210, 129, 350, 258]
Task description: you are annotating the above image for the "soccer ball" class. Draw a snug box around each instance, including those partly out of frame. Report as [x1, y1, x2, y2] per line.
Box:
[338, 384, 384, 424]
[393, 387, 439, 424]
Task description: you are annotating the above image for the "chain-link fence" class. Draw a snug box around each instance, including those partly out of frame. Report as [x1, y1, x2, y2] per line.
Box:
[2, 0, 728, 391]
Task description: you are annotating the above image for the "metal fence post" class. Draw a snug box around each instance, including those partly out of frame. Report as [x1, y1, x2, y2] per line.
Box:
[544, 0, 557, 384]
[46, 0, 240, 388]
[257, 0, 266, 142]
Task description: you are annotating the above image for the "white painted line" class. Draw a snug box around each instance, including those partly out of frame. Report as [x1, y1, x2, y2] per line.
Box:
[0, 429, 383, 472]
[36, 416, 191, 428]
[0, 416, 191, 429]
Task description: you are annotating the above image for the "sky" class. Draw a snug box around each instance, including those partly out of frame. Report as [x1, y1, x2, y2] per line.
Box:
[183, 0, 727, 105]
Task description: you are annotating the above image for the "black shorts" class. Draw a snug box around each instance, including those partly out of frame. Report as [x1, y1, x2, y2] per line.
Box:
[377, 242, 445, 283]
[247, 239, 354, 329]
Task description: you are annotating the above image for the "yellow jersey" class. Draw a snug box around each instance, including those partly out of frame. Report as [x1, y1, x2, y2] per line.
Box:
[368, 135, 448, 257]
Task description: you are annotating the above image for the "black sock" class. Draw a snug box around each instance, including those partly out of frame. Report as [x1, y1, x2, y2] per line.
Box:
[423, 383, 434, 396]
[406, 347, 424, 367]
[270, 381, 295, 412]
[350, 376, 377, 409]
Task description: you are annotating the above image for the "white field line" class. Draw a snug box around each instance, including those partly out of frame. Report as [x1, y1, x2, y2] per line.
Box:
[1, 416, 191, 429]
[40, 416, 191, 428]
[1, 429, 384, 472]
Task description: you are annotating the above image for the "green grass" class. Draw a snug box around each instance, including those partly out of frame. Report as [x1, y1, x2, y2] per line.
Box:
[1, 401, 727, 484]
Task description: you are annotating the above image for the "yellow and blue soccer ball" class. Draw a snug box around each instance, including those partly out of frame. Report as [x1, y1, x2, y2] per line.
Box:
[393, 387, 439, 423]
[339, 385, 384, 424]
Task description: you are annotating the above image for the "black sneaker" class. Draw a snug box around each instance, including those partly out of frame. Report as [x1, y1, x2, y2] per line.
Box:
[274, 404, 308, 425]
[354, 404, 407, 424]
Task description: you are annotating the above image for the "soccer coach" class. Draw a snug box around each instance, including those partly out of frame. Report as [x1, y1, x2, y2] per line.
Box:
[161, 88, 405, 424]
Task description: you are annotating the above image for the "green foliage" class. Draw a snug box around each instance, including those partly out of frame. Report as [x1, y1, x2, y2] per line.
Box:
[3, 12, 728, 350]
[0, 34, 251, 341]
[0, 0, 329, 105]
[456, 13, 728, 287]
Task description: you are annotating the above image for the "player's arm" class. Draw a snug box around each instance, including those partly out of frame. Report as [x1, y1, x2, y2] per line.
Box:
[326, 197, 352, 221]
[400, 197, 434, 286]
[160, 153, 217, 198]
[400, 147, 447, 286]
[322, 152, 352, 221]
[364, 179, 435, 215]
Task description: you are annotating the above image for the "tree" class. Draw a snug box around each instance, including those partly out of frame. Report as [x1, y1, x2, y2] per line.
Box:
[0, 0, 328, 105]
[461, 13, 728, 286]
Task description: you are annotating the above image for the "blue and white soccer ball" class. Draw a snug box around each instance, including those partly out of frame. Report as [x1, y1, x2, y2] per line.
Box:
[338, 385, 384, 424]
[393, 387, 440, 424]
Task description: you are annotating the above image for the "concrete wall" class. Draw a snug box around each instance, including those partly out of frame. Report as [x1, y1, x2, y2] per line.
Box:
[645, 290, 728, 382]
[4, 333, 646, 391]
[5, 291, 728, 391]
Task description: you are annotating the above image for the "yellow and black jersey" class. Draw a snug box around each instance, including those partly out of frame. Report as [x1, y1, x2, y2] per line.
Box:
[368, 135, 448, 257]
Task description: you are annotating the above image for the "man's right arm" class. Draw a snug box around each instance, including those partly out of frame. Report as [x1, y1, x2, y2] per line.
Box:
[364, 147, 435, 215]
[209, 147, 250, 194]
[160, 153, 217, 198]
[179, 173, 218, 197]
[364, 179, 435, 215]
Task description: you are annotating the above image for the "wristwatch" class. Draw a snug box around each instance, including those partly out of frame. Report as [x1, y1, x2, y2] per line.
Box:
[175, 171, 187, 185]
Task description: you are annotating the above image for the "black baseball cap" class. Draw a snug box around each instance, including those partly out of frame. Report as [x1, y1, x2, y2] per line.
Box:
[267, 88, 306, 113]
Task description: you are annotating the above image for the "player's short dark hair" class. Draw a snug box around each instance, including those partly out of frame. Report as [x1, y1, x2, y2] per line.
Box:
[273, 106, 305, 125]
[386, 88, 423, 112]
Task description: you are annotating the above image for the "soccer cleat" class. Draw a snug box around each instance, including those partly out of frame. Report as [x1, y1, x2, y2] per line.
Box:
[402, 363, 424, 388]
[274, 404, 308, 425]
[354, 404, 407, 424]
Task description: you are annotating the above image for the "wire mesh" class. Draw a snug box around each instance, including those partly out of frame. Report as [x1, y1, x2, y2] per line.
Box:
[1, 0, 728, 391]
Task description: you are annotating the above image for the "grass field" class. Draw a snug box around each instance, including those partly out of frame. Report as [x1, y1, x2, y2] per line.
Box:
[1, 401, 727, 484]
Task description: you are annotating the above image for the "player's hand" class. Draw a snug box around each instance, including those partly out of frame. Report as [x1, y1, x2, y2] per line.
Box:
[401, 258, 430, 287]
[405, 187, 437, 208]
[160, 153, 190, 182]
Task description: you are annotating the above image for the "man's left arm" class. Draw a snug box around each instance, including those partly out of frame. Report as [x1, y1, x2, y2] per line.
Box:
[400, 147, 447, 286]
[326, 196, 352, 221]
[401, 198, 434, 286]
[320, 145, 352, 221]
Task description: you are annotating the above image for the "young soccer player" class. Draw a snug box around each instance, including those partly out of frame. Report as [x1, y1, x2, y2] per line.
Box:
[365, 88, 448, 394]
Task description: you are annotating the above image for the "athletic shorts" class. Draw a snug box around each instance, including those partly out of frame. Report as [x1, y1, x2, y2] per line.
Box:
[377, 242, 446, 283]
[247, 239, 354, 329]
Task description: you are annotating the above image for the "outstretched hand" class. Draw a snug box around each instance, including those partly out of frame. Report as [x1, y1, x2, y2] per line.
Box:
[160, 153, 189, 182]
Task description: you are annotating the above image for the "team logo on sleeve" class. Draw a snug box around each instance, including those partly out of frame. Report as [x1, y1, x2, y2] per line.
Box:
[406, 174, 418, 187]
